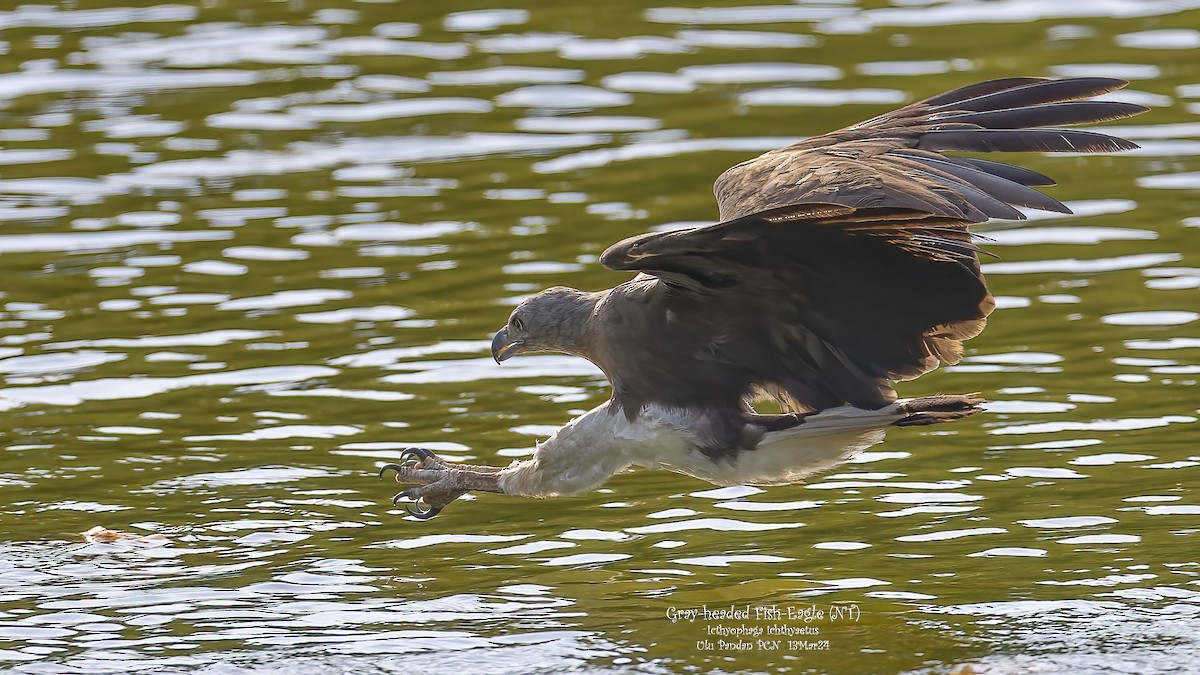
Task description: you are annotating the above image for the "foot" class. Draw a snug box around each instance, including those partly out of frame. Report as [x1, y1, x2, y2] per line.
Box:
[378, 447, 504, 519]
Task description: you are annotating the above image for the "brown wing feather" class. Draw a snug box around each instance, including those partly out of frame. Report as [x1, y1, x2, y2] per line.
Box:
[712, 77, 1146, 221]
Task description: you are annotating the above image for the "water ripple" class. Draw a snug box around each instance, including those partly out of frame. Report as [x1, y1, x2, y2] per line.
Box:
[1, 2, 1197, 673]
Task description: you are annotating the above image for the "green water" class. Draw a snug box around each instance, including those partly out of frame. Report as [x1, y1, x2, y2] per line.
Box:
[1, 1, 1198, 673]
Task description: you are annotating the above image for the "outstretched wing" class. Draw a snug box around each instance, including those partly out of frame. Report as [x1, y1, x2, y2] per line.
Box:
[601, 78, 1144, 412]
[714, 77, 1144, 222]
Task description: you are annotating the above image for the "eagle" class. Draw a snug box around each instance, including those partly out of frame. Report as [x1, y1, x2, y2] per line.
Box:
[381, 76, 1145, 518]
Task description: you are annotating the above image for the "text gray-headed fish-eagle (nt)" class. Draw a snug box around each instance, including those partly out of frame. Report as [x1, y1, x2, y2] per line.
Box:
[380, 77, 1146, 519]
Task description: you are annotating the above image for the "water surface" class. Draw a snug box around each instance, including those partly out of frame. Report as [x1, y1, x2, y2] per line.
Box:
[1, 1, 1198, 673]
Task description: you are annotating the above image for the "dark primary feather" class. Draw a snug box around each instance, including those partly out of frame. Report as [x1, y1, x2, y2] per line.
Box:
[924, 77, 1129, 112]
[930, 101, 1145, 128]
[917, 128, 1139, 153]
[918, 76, 1048, 106]
[586, 77, 1144, 448]
[955, 156, 1055, 187]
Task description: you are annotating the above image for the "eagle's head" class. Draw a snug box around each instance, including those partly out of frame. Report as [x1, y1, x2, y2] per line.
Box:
[491, 286, 597, 363]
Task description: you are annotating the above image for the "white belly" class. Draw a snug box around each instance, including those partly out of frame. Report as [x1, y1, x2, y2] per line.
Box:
[498, 400, 907, 497]
[632, 403, 900, 486]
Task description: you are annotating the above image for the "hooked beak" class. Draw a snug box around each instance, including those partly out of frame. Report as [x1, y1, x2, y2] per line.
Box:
[491, 327, 523, 364]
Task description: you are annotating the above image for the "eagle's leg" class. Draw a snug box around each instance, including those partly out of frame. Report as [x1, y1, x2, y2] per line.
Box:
[379, 447, 506, 519]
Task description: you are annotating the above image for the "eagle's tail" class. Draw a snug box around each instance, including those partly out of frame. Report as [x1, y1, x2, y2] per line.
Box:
[893, 393, 986, 426]
[756, 393, 985, 439]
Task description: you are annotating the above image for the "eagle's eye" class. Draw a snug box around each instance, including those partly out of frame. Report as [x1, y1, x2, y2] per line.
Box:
[512, 316, 525, 332]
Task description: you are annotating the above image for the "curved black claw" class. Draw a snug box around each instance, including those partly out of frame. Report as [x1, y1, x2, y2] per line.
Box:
[405, 500, 442, 520]
[379, 447, 444, 480]
[379, 462, 406, 480]
[400, 447, 437, 462]
[392, 489, 442, 519]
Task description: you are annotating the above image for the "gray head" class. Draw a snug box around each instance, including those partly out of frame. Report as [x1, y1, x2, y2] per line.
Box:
[491, 286, 598, 363]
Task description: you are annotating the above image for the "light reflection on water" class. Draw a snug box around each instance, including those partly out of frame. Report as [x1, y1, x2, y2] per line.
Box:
[0, 0, 1198, 673]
